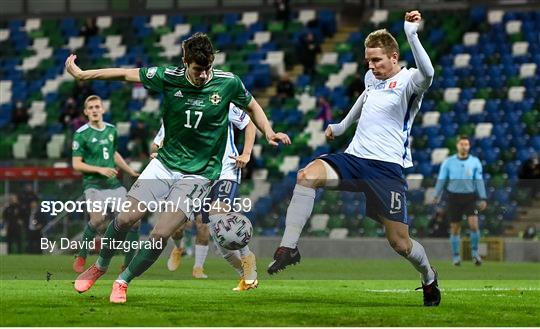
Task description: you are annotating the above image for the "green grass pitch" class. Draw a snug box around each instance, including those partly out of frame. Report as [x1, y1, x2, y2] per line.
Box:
[1, 255, 539, 326]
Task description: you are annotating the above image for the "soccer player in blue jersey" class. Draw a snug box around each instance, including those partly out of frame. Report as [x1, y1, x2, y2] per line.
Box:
[267, 11, 441, 306]
[434, 135, 487, 266]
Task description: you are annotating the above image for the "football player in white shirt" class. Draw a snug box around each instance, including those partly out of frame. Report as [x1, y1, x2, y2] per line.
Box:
[268, 11, 440, 306]
[152, 103, 259, 291]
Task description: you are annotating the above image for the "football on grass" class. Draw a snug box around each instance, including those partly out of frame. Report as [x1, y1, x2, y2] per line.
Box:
[212, 213, 253, 250]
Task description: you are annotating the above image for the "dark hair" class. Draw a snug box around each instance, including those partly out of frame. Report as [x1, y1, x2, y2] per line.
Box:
[182, 32, 215, 67]
[457, 135, 470, 142]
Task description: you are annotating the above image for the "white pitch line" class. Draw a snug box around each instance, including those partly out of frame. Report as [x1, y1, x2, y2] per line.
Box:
[365, 287, 540, 293]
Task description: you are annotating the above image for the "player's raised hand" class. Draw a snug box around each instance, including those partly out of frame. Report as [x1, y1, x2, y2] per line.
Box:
[405, 10, 422, 23]
[98, 167, 118, 178]
[65, 54, 86, 80]
[325, 126, 335, 140]
[404, 10, 422, 36]
[150, 152, 158, 159]
[229, 153, 251, 168]
[266, 132, 291, 146]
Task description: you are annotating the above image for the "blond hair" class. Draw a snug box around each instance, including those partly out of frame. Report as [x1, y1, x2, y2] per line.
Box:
[364, 29, 399, 57]
[83, 95, 102, 108]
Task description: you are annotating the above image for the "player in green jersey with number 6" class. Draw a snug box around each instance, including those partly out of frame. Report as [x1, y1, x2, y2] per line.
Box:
[71, 95, 140, 274]
[65, 32, 290, 303]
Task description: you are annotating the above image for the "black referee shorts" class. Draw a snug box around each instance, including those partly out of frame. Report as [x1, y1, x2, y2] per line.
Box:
[446, 192, 478, 223]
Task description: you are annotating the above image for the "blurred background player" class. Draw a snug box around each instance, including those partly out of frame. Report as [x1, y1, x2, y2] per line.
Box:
[434, 135, 487, 266]
[153, 104, 259, 290]
[166, 218, 207, 278]
[268, 11, 441, 306]
[71, 95, 140, 273]
[68, 33, 289, 303]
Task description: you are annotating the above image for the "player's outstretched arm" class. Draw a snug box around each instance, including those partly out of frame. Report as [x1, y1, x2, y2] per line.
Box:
[232, 121, 256, 168]
[474, 160, 488, 209]
[326, 90, 367, 140]
[404, 11, 434, 90]
[114, 152, 140, 177]
[65, 54, 140, 82]
[150, 143, 160, 159]
[150, 124, 165, 159]
[72, 156, 118, 178]
[433, 160, 449, 204]
[245, 98, 291, 146]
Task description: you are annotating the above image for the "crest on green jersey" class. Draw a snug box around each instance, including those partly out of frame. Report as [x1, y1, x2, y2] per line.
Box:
[108, 134, 114, 142]
[210, 92, 222, 105]
[72, 141, 79, 150]
[146, 67, 157, 78]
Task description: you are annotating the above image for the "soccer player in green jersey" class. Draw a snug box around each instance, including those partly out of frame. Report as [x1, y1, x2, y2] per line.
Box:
[71, 95, 140, 274]
[66, 33, 290, 303]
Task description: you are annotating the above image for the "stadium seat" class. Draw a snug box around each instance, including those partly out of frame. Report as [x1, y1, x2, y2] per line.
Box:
[319, 52, 338, 65]
[512, 41, 529, 56]
[105, 35, 122, 48]
[488, 10, 504, 24]
[240, 12, 259, 27]
[406, 173, 424, 190]
[173, 23, 191, 36]
[0, 29, 10, 42]
[431, 148, 449, 165]
[263, 51, 285, 77]
[24, 18, 41, 32]
[462, 31, 479, 46]
[508, 86, 526, 101]
[46, 134, 65, 158]
[307, 132, 326, 149]
[325, 73, 343, 90]
[149, 15, 167, 28]
[297, 93, 317, 113]
[252, 31, 270, 46]
[519, 63, 537, 78]
[116, 122, 131, 137]
[468, 99, 486, 115]
[297, 9, 316, 25]
[28, 112, 47, 128]
[453, 53, 471, 68]
[506, 20, 522, 34]
[252, 168, 269, 181]
[67, 36, 85, 50]
[141, 98, 160, 113]
[329, 228, 348, 239]
[475, 122, 494, 139]
[12, 134, 32, 159]
[252, 144, 262, 159]
[130, 161, 143, 172]
[370, 9, 388, 25]
[310, 214, 329, 232]
[305, 119, 324, 135]
[279, 156, 300, 174]
[96, 16, 112, 29]
[422, 111, 440, 127]
[444, 87, 461, 103]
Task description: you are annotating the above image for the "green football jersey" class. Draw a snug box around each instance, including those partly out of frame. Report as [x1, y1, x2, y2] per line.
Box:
[72, 123, 122, 190]
[139, 66, 253, 180]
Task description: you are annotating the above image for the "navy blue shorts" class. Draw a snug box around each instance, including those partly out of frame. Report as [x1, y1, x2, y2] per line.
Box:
[200, 179, 239, 223]
[318, 153, 409, 224]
